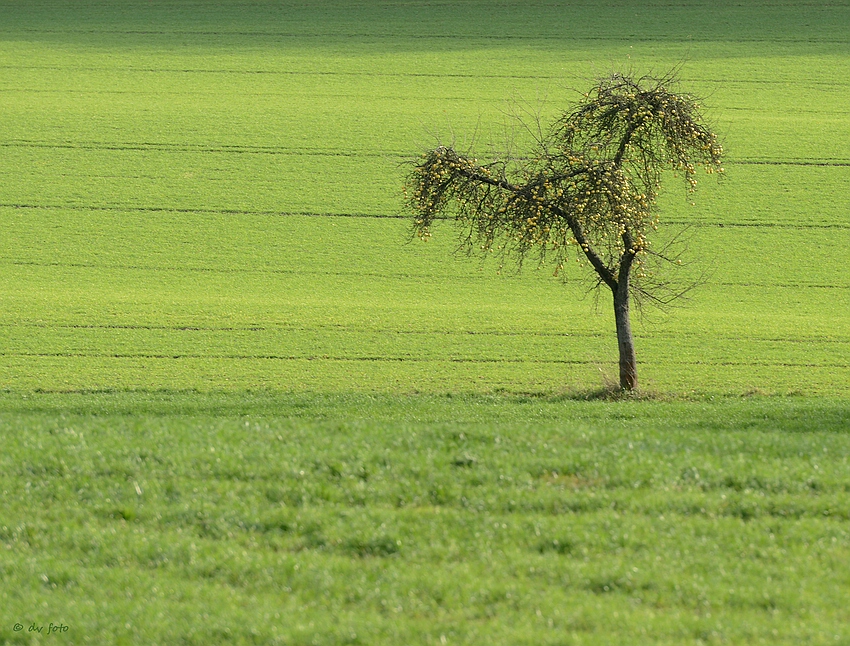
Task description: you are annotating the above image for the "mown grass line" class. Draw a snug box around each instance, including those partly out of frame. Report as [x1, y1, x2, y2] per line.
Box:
[0, 141, 400, 157]
[6, 140, 850, 168]
[0, 204, 407, 218]
[4, 29, 850, 45]
[5, 321, 849, 341]
[3, 353, 847, 371]
[3, 66, 850, 105]
[3, 359, 847, 397]
[3, 206, 850, 229]
[6, 259, 850, 286]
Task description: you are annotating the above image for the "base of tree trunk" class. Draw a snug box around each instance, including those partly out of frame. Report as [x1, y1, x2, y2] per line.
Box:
[619, 361, 638, 391]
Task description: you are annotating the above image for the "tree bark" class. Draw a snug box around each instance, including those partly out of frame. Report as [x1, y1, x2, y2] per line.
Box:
[613, 275, 638, 391]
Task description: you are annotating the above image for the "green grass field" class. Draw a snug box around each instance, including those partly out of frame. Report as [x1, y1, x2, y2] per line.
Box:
[1, 1, 849, 644]
[1, 392, 849, 645]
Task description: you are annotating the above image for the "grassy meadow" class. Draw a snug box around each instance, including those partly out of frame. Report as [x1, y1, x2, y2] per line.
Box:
[0, 1, 849, 644]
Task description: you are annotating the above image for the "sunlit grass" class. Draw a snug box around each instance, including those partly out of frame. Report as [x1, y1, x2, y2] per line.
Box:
[1, 392, 848, 644]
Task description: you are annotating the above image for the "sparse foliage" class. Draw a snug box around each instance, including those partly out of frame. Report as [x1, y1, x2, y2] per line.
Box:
[405, 71, 723, 390]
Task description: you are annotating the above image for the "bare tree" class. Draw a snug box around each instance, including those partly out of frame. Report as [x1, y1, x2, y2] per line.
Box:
[405, 71, 723, 391]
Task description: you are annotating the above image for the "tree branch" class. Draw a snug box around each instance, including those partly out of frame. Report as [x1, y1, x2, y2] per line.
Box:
[550, 204, 618, 291]
[618, 229, 638, 291]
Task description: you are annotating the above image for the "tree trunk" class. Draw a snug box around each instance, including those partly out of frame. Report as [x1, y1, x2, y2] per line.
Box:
[613, 283, 638, 391]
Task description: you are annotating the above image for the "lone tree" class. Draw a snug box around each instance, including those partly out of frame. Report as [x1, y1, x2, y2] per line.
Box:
[405, 71, 723, 391]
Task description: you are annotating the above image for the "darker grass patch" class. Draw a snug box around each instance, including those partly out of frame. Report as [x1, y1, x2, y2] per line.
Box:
[451, 454, 477, 468]
[342, 536, 401, 558]
[247, 514, 293, 535]
[536, 537, 575, 555]
[102, 506, 139, 523]
[585, 575, 656, 595]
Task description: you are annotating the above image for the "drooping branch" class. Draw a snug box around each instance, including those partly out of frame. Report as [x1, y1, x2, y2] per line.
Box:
[549, 203, 617, 291]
